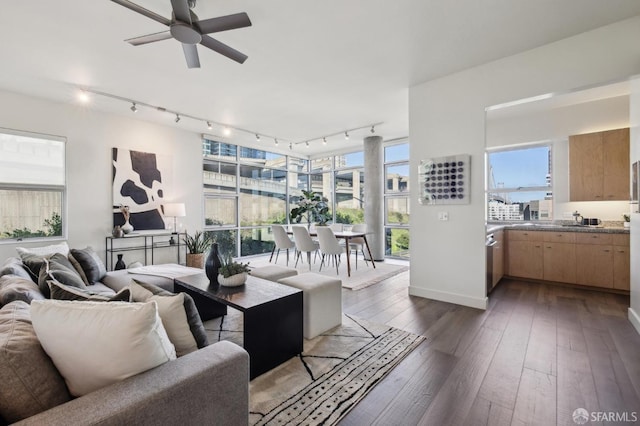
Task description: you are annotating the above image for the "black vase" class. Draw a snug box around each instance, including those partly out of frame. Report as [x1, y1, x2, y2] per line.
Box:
[115, 254, 126, 270]
[205, 243, 222, 283]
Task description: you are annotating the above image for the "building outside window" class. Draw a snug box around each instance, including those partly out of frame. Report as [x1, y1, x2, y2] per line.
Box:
[384, 142, 409, 258]
[0, 129, 65, 242]
[487, 144, 552, 221]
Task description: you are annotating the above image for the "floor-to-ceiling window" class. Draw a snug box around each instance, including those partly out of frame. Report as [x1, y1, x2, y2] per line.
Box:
[384, 142, 410, 258]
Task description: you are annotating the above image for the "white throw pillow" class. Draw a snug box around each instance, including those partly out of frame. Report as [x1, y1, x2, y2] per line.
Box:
[30, 299, 176, 397]
[16, 242, 69, 257]
[129, 281, 198, 357]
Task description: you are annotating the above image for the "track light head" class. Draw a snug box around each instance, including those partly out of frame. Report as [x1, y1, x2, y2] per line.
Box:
[305, 141, 310, 148]
[323, 137, 327, 145]
[370, 125, 375, 133]
[130, 103, 137, 113]
[175, 114, 181, 123]
[256, 134, 260, 141]
[274, 138, 279, 146]
[344, 131, 349, 140]
[223, 127, 231, 136]
[289, 142, 293, 150]
[206, 121, 213, 130]
[77, 90, 90, 103]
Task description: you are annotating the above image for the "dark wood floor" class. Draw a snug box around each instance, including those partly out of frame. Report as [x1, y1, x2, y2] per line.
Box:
[338, 272, 640, 426]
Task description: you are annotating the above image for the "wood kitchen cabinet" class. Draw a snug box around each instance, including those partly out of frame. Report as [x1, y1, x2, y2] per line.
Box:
[613, 234, 630, 290]
[506, 230, 543, 280]
[569, 127, 629, 201]
[492, 230, 504, 288]
[575, 233, 614, 288]
[542, 232, 576, 283]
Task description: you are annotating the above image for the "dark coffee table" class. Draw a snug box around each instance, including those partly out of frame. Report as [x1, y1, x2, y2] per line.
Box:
[174, 273, 303, 379]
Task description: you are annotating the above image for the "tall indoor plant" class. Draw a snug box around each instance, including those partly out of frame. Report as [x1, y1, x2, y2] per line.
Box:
[290, 190, 331, 227]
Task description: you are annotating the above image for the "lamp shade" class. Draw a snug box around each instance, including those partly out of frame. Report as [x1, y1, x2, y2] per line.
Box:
[163, 203, 186, 217]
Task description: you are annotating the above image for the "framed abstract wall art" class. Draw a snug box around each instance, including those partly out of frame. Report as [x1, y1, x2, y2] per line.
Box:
[419, 154, 470, 205]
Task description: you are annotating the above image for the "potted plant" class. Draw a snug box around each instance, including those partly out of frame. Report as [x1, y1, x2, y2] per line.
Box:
[623, 213, 631, 228]
[217, 255, 251, 287]
[183, 231, 212, 268]
[290, 190, 331, 227]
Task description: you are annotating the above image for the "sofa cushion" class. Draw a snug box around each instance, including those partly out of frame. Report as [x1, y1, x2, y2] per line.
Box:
[130, 281, 197, 357]
[0, 301, 71, 423]
[19, 253, 49, 283]
[16, 241, 69, 257]
[48, 281, 130, 302]
[0, 275, 45, 306]
[67, 252, 90, 286]
[38, 254, 86, 298]
[0, 257, 32, 281]
[30, 299, 176, 397]
[132, 279, 208, 350]
[69, 247, 107, 284]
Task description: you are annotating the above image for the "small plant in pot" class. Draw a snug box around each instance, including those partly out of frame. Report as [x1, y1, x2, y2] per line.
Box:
[623, 213, 631, 228]
[217, 255, 251, 287]
[183, 231, 212, 269]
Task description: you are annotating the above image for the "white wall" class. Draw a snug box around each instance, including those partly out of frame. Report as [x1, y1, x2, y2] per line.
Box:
[409, 15, 640, 310]
[488, 95, 631, 221]
[0, 90, 204, 264]
[629, 77, 640, 333]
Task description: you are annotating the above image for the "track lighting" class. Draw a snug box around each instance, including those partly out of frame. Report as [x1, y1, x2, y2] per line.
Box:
[274, 138, 279, 146]
[370, 125, 375, 133]
[305, 141, 310, 148]
[130, 103, 138, 113]
[256, 134, 261, 141]
[175, 114, 181, 123]
[77, 90, 90, 103]
[344, 131, 349, 140]
[323, 137, 327, 145]
[207, 121, 213, 130]
[289, 142, 293, 150]
[223, 127, 231, 136]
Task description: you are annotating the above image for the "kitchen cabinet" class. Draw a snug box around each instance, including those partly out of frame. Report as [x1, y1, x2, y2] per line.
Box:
[506, 231, 543, 280]
[569, 128, 629, 201]
[542, 231, 576, 283]
[613, 234, 630, 290]
[492, 230, 504, 288]
[575, 244, 613, 288]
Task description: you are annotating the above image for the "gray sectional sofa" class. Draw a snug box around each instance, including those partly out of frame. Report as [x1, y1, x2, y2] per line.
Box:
[0, 250, 249, 425]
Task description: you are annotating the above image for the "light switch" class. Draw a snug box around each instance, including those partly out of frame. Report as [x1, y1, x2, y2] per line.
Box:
[438, 211, 449, 221]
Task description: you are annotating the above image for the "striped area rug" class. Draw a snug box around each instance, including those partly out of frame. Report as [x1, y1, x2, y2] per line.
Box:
[247, 314, 425, 425]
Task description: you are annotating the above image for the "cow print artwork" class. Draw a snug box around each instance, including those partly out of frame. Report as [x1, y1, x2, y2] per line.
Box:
[112, 148, 171, 230]
[418, 154, 470, 205]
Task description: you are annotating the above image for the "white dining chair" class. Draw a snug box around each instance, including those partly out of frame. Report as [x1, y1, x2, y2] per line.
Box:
[316, 226, 346, 275]
[291, 225, 320, 270]
[348, 224, 370, 269]
[270, 224, 296, 266]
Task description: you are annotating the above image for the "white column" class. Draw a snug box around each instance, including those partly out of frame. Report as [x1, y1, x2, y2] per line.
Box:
[363, 135, 384, 260]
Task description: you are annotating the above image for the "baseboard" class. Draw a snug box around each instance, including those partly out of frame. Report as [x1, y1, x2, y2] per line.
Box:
[628, 308, 640, 336]
[408, 286, 488, 310]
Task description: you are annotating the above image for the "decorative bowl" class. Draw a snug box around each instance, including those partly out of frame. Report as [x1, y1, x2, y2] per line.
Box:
[217, 272, 247, 287]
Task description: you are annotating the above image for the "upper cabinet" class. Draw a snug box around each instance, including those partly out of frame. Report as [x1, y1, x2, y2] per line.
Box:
[569, 128, 629, 201]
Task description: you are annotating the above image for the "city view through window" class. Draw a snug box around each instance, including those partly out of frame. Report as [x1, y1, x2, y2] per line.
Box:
[487, 145, 552, 221]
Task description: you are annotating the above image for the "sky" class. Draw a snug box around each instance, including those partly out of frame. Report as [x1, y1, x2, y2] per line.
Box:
[489, 146, 550, 203]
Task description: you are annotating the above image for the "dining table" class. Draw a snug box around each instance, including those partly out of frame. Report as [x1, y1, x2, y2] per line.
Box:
[286, 227, 375, 277]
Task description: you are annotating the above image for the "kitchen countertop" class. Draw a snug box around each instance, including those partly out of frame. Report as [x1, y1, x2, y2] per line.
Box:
[487, 223, 629, 235]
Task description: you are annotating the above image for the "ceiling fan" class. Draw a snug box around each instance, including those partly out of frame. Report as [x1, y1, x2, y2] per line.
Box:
[111, 0, 252, 68]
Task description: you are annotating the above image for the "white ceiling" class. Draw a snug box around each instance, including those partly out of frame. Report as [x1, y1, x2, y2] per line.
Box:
[2, 1, 640, 156]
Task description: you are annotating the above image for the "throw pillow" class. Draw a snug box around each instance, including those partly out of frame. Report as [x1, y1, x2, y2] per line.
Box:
[30, 299, 176, 397]
[37, 254, 86, 298]
[129, 281, 198, 357]
[131, 279, 208, 350]
[69, 247, 107, 284]
[18, 253, 49, 283]
[48, 281, 130, 302]
[16, 241, 69, 257]
[0, 275, 45, 306]
[0, 257, 32, 281]
[0, 301, 71, 423]
[67, 252, 90, 286]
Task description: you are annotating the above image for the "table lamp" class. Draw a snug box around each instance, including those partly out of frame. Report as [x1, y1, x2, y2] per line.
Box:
[163, 203, 186, 244]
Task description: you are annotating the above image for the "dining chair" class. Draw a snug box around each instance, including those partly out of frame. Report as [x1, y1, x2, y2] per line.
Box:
[316, 226, 346, 275]
[348, 224, 370, 269]
[270, 224, 296, 266]
[291, 225, 320, 270]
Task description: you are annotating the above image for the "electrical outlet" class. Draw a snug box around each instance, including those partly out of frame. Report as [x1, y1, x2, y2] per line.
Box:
[438, 211, 449, 221]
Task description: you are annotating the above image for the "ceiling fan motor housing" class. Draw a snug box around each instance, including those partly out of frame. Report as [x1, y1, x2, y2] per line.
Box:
[170, 22, 202, 44]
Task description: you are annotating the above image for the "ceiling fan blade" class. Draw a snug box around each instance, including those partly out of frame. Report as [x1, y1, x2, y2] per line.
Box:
[196, 12, 252, 35]
[171, 0, 192, 24]
[110, 0, 170, 26]
[125, 31, 172, 46]
[182, 43, 201, 68]
[200, 35, 248, 64]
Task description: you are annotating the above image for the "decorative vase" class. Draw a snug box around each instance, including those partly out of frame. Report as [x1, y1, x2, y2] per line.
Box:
[112, 226, 124, 238]
[217, 272, 247, 287]
[624, 221, 630, 228]
[115, 254, 126, 270]
[121, 220, 134, 234]
[186, 253, 205, 269]
[205, 243, 222, 283]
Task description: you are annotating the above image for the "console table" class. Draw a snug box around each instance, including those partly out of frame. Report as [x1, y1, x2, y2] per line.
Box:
[105, 232, 186, 271]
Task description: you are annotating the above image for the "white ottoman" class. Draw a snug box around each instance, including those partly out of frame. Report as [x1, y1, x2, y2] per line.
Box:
[278, 273, 342, 339]
[249, 265, 298, 281]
